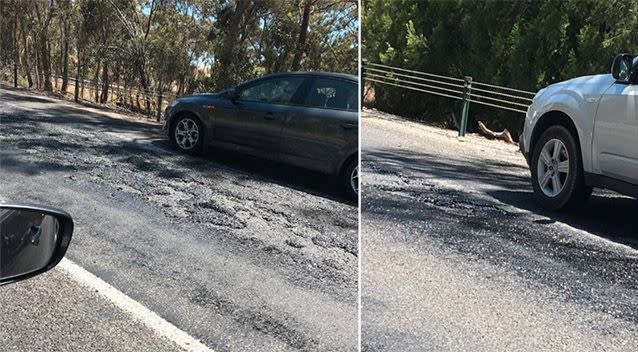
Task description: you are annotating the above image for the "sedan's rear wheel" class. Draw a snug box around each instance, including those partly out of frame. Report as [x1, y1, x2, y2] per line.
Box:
[172, 114, 203, 154]
[531, 125, 592, 210]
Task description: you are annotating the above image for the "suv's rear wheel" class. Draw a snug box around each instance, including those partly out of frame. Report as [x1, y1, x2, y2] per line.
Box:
[342, 160, 358, 200]
[171, 114, 203, 154]
[531, 125, 592, 210]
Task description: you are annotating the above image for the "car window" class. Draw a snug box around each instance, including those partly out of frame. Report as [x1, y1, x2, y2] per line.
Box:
[619, 59, 631, 80]
[238, 76, 304, 104]
[304, 78, 357, 111]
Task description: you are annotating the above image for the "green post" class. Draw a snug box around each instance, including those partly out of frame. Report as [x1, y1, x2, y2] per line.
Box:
[459, 76, 472, 137]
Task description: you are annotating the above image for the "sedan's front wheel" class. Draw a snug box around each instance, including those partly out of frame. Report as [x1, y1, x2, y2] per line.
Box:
[171, 114, 203, 154]
[531, 125, 592, 210]
[343, 160, 358, 200]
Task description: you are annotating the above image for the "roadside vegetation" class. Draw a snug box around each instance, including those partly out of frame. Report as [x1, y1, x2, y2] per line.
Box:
[0, 0, 358, 119]
[363, 0, 638, 136]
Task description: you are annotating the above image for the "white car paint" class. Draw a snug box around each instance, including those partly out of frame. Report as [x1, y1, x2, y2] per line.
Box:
[521, 73, 638, 187]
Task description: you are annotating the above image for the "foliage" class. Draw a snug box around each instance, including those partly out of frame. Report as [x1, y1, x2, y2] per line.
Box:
[363, 0, 638, 135]
[0, 0, 358, 118]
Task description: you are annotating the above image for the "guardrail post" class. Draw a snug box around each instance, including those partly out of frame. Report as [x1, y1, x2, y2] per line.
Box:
[459, 76, 472, 137]
[361, 58, 367, 108]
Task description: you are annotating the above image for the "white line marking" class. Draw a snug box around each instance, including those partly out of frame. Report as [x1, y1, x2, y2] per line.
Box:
[58, 258, 214, 352]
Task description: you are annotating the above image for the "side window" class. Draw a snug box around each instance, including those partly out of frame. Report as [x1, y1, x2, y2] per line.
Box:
[238, 76, 304, 104]
[304, 78, 357, 111]
[619, 59, 631, 80]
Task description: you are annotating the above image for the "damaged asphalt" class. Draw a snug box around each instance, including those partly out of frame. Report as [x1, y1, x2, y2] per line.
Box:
[0, 86, 358, 352]
[361, 109, 638, 352]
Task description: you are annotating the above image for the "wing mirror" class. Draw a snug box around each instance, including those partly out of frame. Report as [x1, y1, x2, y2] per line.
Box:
[0, 202, 73, 286]
[611, 53, 635, 82]
[226, 88, 240, 103]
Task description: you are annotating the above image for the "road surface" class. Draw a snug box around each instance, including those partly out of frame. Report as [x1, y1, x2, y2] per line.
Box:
[0, 85, 358, 352]
[361, 109, 638, 352]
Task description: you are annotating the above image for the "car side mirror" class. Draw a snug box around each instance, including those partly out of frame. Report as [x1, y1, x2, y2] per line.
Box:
[0, 202, 73, 286]
[611, 53, 635, 82]
[227, 88, 240, 103]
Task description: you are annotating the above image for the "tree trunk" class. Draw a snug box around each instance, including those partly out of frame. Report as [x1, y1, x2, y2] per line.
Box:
[21, 21, 33, 88]
[136, 91, 141, 111]
[177, 74, 184, 96]
[21, 22, 33, 88]
[13, 10, 18, 88]
[216, 0, 249, 89]
[100, 61, 109, 103]
[35, 46, 41, 89]
[74, 53, 81, 102]
[80, 67, 85, 99]
[61, 16, 70, 93]
[94, 60, 100, 103]
[39, 28, 53, 91]
[139, 71, 151, 114]
[291, 0, 312, 71]
[155, 78, 164, 121]
[35, 0, 54, 91]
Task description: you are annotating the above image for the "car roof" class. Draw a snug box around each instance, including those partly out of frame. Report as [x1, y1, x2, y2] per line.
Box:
[259, 71, 358, 82]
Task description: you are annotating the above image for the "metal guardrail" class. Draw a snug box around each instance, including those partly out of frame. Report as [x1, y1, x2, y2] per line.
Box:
[362, 61, 536, 136]
[1, 68, 177, 121]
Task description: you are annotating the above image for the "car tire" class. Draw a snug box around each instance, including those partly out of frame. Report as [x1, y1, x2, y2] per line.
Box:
[171, 114, 204, 155]
[530, 125, 592, 211]
[342, 159, 358, 200]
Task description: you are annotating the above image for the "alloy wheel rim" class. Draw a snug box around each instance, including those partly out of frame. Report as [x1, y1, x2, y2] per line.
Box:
[175, 118, 199, 150]
[537, 138, 569, 197]
[350, 165, 359, 195]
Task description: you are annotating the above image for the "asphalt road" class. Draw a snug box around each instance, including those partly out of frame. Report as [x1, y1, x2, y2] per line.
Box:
[0, 85, 358, 352]
[361, 109, 638, 352]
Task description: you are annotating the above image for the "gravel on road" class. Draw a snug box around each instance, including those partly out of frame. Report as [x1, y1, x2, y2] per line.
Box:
[0, 85, 358, 352]
[361, 108, 638, 352]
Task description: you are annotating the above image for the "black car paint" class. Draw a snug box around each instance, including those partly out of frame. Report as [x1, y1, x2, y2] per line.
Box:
[0, 202, 74, 286]
[164, 72, 358, 176]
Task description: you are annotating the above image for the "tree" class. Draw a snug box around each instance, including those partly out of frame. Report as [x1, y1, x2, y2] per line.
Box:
[1, 0, 357, 118]
[363, 0, 638, 135]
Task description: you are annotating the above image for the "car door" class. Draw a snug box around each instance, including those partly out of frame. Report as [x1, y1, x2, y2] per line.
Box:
[280, 77, 358, 175]
[593, 82, 638, 184]
[213, 75, 306, 159]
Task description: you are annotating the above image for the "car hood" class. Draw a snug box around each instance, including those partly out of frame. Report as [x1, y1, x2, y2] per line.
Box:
[173, 92, 224, 103]
[541, 74, 615, 98]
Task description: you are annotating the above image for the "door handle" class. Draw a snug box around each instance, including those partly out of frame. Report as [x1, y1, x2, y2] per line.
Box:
[264, 112, 276, 120]
[341, 123, 357, 130]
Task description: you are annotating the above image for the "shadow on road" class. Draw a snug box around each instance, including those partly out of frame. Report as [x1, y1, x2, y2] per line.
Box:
[1, 87, 354, 204]
[363, 186, 638, 324]
[364, 148, 530, 190]
[1, 89, 161, 136]
[364, 147, 638, 249]
[490, 189, 638, 249]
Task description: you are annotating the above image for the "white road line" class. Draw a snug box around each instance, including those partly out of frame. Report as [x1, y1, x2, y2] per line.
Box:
[58, 258, 214, 352]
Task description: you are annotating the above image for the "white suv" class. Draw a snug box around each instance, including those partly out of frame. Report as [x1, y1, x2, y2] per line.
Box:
[520, 54, 638, 210]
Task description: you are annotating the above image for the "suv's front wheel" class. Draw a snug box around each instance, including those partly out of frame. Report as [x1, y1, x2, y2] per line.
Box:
[531, 125, 592, 210]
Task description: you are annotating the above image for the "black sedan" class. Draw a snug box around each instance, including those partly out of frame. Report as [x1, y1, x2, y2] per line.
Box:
[163, 72, 359, 198]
